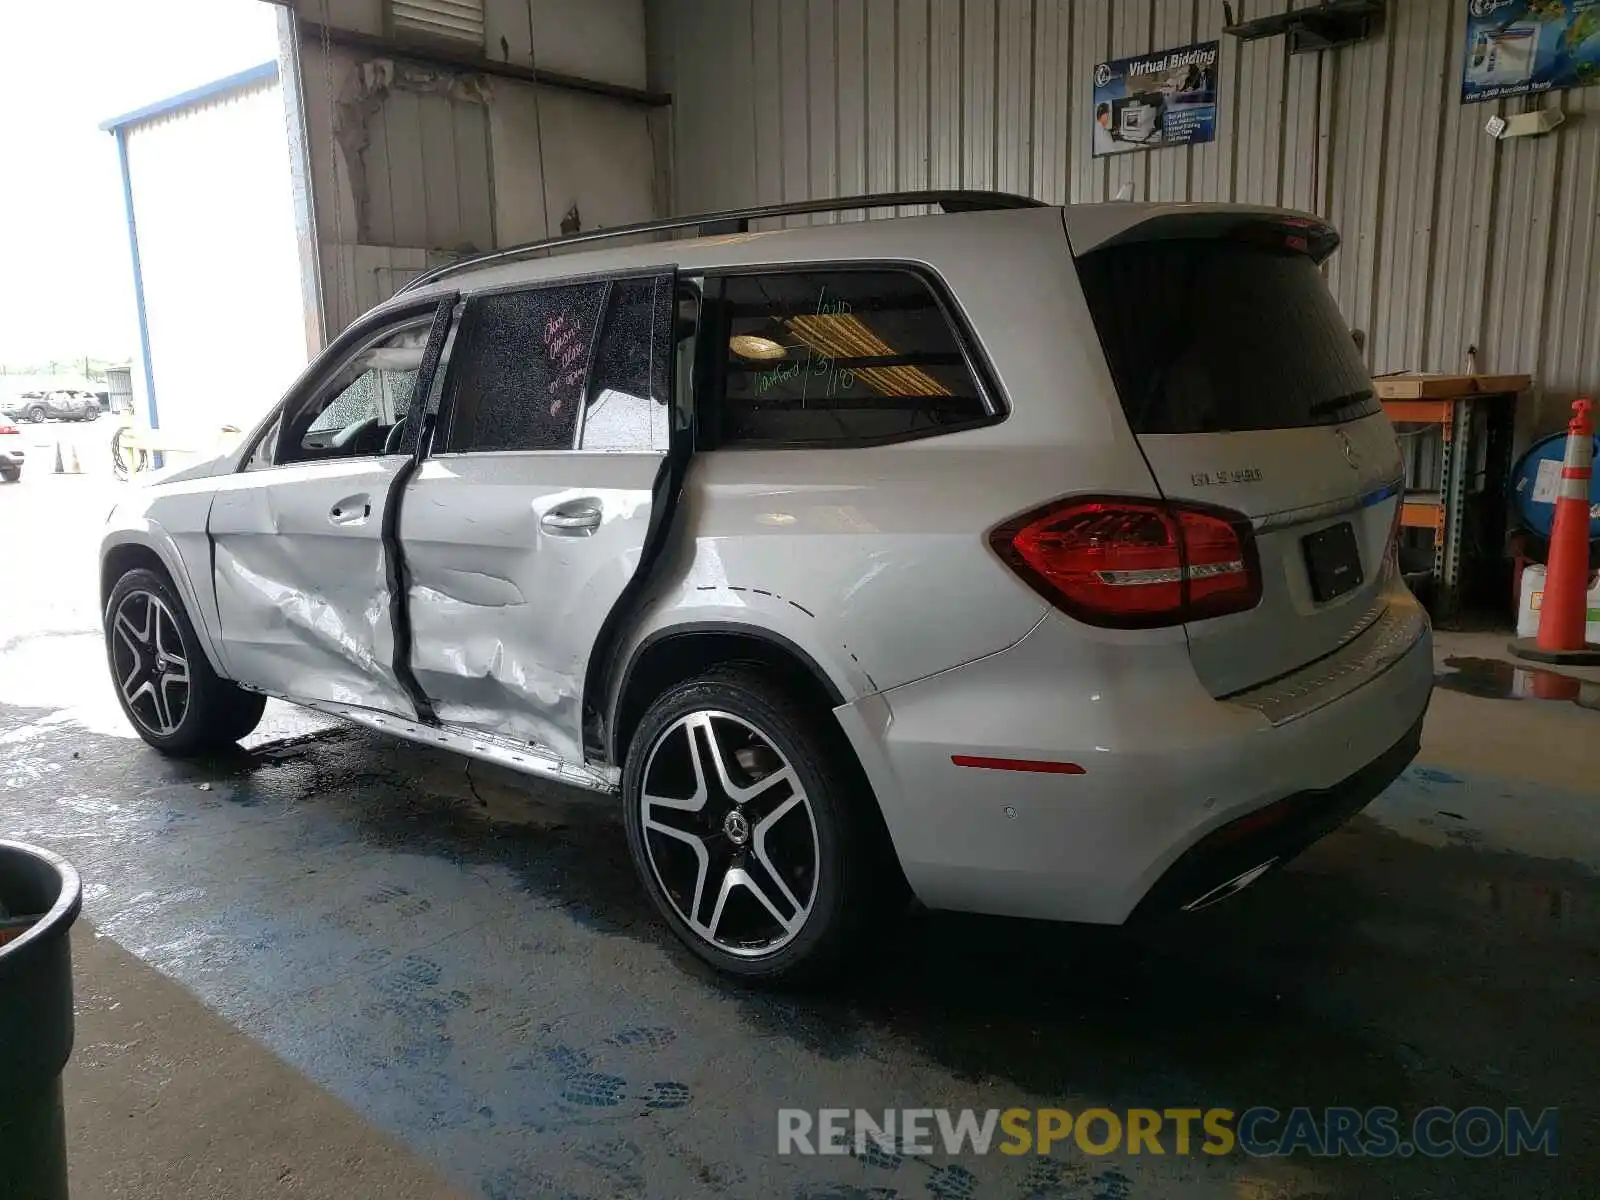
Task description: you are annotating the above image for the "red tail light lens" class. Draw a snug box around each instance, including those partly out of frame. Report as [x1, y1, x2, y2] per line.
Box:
[0, 424, 18, 436]
[990, 496, 1261, 629]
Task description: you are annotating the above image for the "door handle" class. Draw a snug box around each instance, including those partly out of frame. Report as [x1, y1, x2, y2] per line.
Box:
[330, 494, 372, 526]
[541, 500, 602, 536]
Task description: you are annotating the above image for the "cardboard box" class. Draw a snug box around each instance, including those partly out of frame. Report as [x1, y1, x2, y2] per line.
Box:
[1373, 373, 1530, 400]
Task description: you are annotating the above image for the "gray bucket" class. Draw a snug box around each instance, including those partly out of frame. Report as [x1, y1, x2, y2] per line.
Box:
[0, 841, 82, 1200]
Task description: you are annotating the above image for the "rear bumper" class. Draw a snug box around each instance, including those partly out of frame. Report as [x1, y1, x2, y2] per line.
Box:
[1127, 706, 1423, 918]
[0, 449, 22, 466]
[834, 585, 1433, 925]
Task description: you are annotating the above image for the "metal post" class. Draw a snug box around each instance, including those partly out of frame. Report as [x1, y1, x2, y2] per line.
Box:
[1431, 411, 1452, 588]
[1437, 397, 1475, 624]
[275, 4, 328, 357]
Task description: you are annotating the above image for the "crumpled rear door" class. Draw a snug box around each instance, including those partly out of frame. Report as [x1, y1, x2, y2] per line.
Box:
[399, 272, 682, 765]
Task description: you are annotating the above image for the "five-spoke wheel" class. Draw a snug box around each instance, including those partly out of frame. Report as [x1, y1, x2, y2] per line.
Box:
[639, 710, 820, 957]
[104, 567, 266, 753]
[110, 590, 190, 737]
[623, 666, 873, 983]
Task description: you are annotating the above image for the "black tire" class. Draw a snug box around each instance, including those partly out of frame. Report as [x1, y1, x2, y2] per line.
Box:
[622, 665, 875, 985]
[0, 467, 18, 484]
[104, 567, 266, 754]
[25, 406, 46, 424]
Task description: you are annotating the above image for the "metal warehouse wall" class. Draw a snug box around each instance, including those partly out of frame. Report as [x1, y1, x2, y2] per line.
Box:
[288, 0, 664, 339]
[650, 0, 1600, 439]
[125, 77, 307, 444]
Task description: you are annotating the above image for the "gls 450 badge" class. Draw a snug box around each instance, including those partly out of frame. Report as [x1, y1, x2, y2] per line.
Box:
[1190, 467, 1264, 487]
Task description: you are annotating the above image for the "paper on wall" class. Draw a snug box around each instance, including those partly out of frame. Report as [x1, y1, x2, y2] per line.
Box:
[1531, 457, 1563, 504]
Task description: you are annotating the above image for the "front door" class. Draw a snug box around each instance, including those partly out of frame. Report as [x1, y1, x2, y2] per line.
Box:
[208, 301, 449, 715]
[399, 272, 685, 765]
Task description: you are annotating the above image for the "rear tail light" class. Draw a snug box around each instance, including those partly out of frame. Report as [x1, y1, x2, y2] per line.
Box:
[0, 424, 17, 436]
[990, 496, 1261, 629]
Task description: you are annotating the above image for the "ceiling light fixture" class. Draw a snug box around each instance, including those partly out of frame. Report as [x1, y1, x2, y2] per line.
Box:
[784, 313, 952, 399]
[730, 334, 788, 361]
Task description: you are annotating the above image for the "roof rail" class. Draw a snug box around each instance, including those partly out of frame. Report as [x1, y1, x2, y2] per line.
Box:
[395, 190, 1045, 297]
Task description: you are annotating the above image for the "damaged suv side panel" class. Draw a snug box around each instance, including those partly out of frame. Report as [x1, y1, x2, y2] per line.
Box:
[397, 272, 681, 763]
[203, 296, 455, 718]
[402, 464, 667, 763]
[208, 462, 413, 714]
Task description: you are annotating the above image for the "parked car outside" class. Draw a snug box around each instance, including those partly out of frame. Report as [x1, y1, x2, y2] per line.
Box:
[3, 390, 101, 423]
[0, 419, 24, 481]
[97, 192, 1433, 983]
[0, 393, 40, 422]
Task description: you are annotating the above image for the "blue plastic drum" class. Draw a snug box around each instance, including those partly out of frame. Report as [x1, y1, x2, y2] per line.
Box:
[1511, 430, 1600, 539]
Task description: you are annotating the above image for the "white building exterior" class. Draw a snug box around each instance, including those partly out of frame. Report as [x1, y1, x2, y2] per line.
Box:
[104, 63, 309, 459]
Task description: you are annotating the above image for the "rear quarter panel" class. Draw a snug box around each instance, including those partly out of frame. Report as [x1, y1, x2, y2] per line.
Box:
[613, 212, 1162, 707]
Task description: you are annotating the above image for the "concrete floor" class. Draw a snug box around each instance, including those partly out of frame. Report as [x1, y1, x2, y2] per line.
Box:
[1, 468, 1594, 1198]
[68, 922, 463, 1200]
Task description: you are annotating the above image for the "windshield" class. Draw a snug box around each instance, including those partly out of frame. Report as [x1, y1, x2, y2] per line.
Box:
[1075, 238, 1377, 435]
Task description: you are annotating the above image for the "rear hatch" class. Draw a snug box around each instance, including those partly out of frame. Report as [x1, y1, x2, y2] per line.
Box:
[1073, 211, 1405, 697]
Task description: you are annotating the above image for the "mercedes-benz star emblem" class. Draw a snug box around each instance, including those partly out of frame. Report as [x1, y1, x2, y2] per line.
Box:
[723, 810, 751, 846]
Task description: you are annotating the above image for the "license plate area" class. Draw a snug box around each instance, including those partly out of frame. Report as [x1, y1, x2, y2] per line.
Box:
[1302, 521, 1364, 604]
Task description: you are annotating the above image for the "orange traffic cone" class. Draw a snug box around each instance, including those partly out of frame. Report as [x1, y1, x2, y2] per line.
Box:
[1510, 397, 1600, 665]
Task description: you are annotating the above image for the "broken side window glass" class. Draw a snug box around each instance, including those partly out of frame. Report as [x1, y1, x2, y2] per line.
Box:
[579, 276, 673, 452]
[442, 282, 610, 453]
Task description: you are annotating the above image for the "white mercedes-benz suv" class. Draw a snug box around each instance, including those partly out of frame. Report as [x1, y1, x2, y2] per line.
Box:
[100, 192, 1432, 981]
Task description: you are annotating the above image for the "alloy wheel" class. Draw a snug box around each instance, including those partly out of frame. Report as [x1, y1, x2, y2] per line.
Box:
[110, 591, 190, 736]
[638, 710, 820, 957]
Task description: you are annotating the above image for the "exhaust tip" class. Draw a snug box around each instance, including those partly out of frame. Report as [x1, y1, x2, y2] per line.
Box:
[1180, 858, 1279, 912]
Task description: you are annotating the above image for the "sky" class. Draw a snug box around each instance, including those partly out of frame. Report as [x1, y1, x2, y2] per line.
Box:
[0, 0, 281, 368]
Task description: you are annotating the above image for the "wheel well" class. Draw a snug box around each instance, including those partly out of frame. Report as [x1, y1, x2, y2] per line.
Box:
[610, 629, 845, 768]
[100, 543, 172, 611]
[610, 627, 911, 904]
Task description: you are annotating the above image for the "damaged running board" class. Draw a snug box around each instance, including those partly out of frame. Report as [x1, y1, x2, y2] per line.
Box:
[290, 697, 621, 794]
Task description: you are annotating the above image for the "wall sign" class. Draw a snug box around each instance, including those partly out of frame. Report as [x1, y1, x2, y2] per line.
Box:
[1092, 41, 1220, 157]
[1461, 0, 1600, 103]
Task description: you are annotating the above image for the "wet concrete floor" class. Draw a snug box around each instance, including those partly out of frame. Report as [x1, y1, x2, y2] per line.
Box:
[1434, 655, 1600, 708]
[1, 476, 1594, 1198]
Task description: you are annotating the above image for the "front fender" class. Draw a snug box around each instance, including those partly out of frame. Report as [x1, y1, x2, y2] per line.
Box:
[101, 503, 227, 679]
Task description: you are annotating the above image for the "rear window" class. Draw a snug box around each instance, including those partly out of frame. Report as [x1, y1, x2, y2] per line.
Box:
[1076, 239, 1378, 435]
[712, 269, 991, 447]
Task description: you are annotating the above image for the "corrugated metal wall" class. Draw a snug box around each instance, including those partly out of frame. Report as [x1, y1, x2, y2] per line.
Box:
[292, 0, 660, 340]
[360, 89, 497, 253]
[652, 0, 1600, 437]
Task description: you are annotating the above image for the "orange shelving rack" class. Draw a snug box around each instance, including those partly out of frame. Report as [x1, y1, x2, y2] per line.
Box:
[1374, 372, 1529, 625]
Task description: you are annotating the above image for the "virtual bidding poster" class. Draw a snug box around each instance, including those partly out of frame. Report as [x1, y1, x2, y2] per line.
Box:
[1462, 0, 1600, 102]
[1091, 41, 1220, 157]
